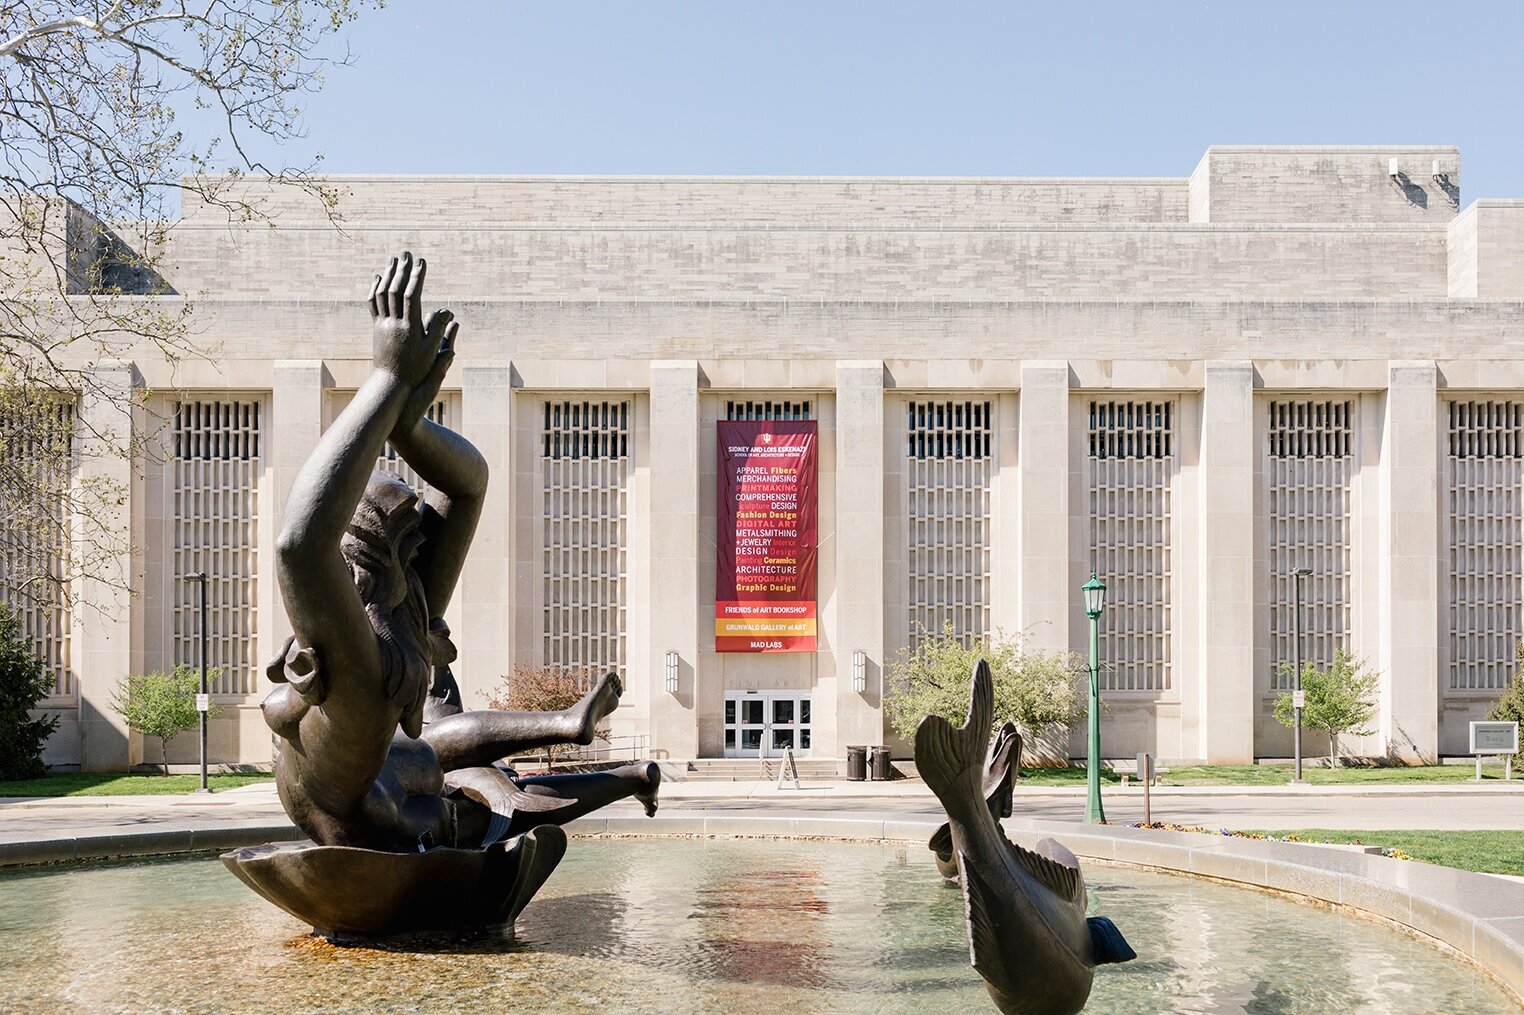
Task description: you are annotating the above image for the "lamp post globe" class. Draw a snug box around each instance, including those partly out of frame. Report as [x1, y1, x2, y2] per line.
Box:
[1082, 572, 1107, 618]
[1082, 572, 1107, 823]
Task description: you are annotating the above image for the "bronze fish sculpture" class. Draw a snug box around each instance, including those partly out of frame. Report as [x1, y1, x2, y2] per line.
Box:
[930, 719, 1022, 880]
[916, 661, 1135, 1014]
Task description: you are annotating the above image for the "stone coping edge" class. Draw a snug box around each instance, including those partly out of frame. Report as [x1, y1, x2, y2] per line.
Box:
[0, 824, 302, 867]
[2, 813, 1519, 1004]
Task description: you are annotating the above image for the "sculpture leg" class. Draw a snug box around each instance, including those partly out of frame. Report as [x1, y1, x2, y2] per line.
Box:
[503, 762, 662, 837]
[421, 672, 623, 770]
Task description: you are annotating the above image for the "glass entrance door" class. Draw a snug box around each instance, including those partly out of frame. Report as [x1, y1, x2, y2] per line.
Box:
[724, 692, 811, 758]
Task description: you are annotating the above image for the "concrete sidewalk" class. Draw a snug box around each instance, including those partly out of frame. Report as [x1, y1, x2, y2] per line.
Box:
[3, 776, 1523, 855]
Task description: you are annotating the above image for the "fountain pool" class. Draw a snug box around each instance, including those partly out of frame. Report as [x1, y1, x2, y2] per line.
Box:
[0, 837, 1515, 1014]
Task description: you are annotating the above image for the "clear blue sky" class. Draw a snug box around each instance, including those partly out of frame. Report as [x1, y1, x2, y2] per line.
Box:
[253, 0, 1523, 198]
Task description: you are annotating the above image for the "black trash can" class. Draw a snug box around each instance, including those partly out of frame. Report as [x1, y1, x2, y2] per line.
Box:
[846, 745, 868, 781]
[869, 745, 892, 781]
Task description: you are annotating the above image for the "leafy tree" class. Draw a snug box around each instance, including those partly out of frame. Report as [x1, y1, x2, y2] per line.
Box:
[0, 603, 60, 779]
[111, 665, 221, 772]
[0, 1, 377, 612]
[487, 663, 609, 766]
[1273, 650, 1380, 765]
[884, 623, 1084, 767]
[1486, 643, 1524, 724]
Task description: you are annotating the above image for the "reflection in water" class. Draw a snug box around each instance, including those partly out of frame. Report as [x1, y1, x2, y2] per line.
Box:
[0, 839, 1515, 1014]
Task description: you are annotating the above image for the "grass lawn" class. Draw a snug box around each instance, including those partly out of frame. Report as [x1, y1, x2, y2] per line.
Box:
[1240, 829, 1524, 878]
[0, 773, 274, 797]
[1015, 766, 1122, 786]
[1009, 763, 1508, 786]
[1161, 763, 1506, 786]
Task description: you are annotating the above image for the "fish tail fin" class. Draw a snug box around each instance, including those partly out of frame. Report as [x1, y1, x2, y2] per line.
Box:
[914, 659, 994, 821]
[1087, 916, 1137, 965]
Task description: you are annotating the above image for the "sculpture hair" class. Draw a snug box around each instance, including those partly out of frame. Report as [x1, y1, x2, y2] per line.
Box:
[265, 473, 434, 741]
[340, 473, 434, 738]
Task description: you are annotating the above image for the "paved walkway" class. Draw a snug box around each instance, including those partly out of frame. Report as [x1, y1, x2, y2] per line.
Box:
[3, 777, 1522, 849]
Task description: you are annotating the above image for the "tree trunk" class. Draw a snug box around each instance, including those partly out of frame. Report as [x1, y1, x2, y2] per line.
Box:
[1328, 731, 1339, 768]
[161, 738, 169, 775]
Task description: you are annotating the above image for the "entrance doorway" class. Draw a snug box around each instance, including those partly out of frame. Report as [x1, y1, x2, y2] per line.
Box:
[723, 691, 812, 758]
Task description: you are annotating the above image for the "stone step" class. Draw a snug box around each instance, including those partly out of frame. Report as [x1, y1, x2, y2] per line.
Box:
[680, 758, 844, 781]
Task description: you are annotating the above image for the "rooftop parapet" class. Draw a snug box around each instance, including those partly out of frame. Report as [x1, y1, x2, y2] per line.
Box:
[178, 174, 1192, 227]
[1448, 200, 1524, 298]
[1188, 145, 1461, 224]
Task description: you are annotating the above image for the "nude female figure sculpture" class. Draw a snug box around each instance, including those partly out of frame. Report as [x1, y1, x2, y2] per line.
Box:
[224, 253, 658, 935]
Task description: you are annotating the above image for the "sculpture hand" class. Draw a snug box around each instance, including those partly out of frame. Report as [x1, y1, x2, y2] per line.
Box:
[369, 252, 445, 388]
[394, 311, 459, 440]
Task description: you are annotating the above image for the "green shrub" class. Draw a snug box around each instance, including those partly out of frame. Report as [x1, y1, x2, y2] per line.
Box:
[1273, 650, 1380, 765]
[1487, 644, 1524, 724]
[883, 623, 1083, 765]
[487, 663, 608, 765]
[0, 604, 60, 780]
[111, 666, 221, 772]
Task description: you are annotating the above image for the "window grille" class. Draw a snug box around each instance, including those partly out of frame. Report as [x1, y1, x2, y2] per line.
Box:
[173, 400, 263, 694]
[1266, 400, 1353, 689]
[1087, 400, 1174, 691]
[0, 400, 75, 697]
[1445, 400, 1522, 692]
[906, 401, 992, 646]
[541, 400, 631, 678]
[725, 400, 812, 421]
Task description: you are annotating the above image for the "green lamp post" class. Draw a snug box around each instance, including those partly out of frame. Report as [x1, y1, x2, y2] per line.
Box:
[1081, 571, 1108, 824]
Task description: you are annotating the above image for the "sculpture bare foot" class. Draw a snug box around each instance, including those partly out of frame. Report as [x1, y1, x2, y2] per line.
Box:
[568, 672, 622, 746]
[633, 761, 661, 817]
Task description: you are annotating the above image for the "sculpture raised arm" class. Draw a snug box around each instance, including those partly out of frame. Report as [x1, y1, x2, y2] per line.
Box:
[271, 252, 457, 812]
[383, 305, 482, 622]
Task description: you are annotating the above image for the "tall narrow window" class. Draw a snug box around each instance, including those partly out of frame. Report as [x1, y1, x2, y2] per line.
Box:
[0, 400, 75, 697]
[541, 400, 631, 678]
[1087, 400, 1175, 691]
[906, 400, 992, 646]
[1445, 401, 1522, 692]
[1266, 399, 1353, 689]
[173, 400, 263, 694]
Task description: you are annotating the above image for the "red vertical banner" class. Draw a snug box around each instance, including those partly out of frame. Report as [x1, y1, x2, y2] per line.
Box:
[716, 420, 818, 652]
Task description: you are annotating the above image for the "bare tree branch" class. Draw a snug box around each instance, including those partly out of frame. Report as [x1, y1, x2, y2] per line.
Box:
[0, 1, 379, 642]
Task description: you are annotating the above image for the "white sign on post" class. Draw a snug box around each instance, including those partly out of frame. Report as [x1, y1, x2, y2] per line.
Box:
[776, 747, 802, 790]
[1469, 721, 1518, 782]
[196, 693, 210, 713]
[1292, 690, 1306, 709]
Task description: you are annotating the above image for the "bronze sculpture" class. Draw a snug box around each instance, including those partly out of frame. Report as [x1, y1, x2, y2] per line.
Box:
[224, 252, 660, 936]
[928, 719, 1021, 881]
[916, 661, 1135, 1015]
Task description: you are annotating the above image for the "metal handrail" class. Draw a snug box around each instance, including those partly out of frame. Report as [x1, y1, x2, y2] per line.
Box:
[505, 732, 652, 769]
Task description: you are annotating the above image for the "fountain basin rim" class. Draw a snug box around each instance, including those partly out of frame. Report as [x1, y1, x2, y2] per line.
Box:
[2, 811, 1521, 1004]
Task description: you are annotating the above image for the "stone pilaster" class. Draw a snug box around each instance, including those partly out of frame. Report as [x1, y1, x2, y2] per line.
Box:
[646, 361, 701, 758]
[831, 361, 886, 754]
[1018, 362, 1071, 651]
[75, 361, 143, 772]
[458, 364, 514, 710]
[1196, 362, 1256, 763]
[268, 361, 330, 658]
[1381, 361, 1440, 761]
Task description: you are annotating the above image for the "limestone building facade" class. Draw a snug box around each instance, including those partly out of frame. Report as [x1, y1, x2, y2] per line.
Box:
[20, 145, 1524, 770]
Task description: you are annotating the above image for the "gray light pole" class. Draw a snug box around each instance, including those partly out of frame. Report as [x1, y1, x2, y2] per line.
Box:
[183, 572, 210, 793]
[1291, 566, 1312, 785]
